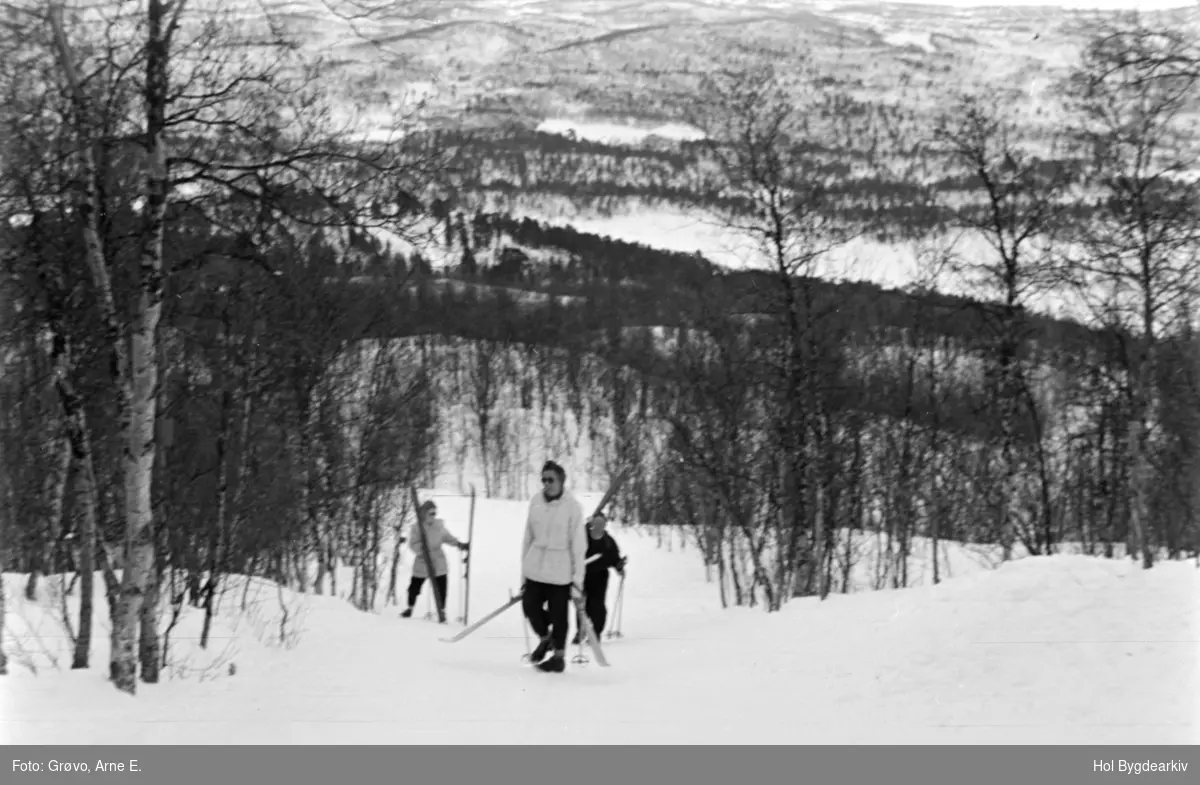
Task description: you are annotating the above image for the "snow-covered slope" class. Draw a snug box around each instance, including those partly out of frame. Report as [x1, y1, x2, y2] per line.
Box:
[3, 492, 1196, 744]
[198, 0, 1199, 134]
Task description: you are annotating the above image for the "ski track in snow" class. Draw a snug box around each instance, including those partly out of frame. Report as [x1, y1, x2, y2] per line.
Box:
[2, 492, 1197, 744]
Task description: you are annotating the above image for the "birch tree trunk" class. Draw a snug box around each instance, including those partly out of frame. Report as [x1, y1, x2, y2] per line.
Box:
[126, 0, 174, 691]
[1126, 384, 1155, 569]
[0, 393, 7, 674]
[200, 382, 234, 650]
[0, 578, 6, 674]
[46, 2, 118, 683]
[50, 0, 174, 693]
[807, 442, 826, 598]
[69, 428, 100, 670]
[44, 321, 101, 670]
[139, 555, 162, 683]
[0, 517, 7, 673]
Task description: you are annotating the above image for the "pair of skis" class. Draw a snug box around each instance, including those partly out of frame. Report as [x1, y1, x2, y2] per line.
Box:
[439, 468, 630, 669]
[566, 584, 607, 667]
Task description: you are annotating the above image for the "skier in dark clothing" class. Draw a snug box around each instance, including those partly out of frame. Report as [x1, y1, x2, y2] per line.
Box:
[572, 512, 625, 645]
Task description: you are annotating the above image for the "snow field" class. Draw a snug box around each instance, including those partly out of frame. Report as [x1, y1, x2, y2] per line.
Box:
[2, 489, 1196, 745]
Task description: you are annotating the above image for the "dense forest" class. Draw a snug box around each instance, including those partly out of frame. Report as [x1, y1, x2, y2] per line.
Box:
[428, 125, 1101, 241]
[1, 3, 1197, 693]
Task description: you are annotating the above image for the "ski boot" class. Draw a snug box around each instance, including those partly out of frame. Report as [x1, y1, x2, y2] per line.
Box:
[537, 650, 566, 673]
[528, 635, 552, 664]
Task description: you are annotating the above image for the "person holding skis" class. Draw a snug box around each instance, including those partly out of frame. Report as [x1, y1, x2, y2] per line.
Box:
[572, 511, 626, 644]
[520, 460, 586, 673]
[402, 500, 468, 623]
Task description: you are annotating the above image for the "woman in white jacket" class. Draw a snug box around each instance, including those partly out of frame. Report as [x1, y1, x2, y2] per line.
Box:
[402, 500, 468, 623]
[521, 460, 586, 672]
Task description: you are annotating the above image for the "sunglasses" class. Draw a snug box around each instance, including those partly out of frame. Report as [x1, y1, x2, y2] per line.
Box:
[541, 476, 558, 485]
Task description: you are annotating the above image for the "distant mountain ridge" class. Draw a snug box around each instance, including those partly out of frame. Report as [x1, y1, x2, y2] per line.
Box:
[233, 0, 1199, 133]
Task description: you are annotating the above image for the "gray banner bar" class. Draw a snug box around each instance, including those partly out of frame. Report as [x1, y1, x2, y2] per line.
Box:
[4, 745, 1197, 785]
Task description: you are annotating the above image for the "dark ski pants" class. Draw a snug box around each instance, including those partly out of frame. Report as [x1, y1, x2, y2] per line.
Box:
[407, 574, 448, 611]
[522, 579, 570, 652]
[579, 573, 610, 636]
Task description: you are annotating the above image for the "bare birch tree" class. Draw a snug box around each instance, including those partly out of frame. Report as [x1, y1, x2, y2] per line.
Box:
[1060, 15, 1200, 567]
[934, 91, 1076, 559]
[687, 61, 895, 601]
[0, 0, 442, 693]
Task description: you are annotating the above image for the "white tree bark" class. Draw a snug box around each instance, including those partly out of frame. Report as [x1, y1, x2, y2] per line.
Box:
[0, 533, 7, 675]
[48, 0, 174, 694]
[111, 0, 171, 693]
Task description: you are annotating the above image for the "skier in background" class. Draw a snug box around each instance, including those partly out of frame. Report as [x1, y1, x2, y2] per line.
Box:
[520, 460, 586, 673]
[402, 500, 468, 623]
[573, 511, 626, 644]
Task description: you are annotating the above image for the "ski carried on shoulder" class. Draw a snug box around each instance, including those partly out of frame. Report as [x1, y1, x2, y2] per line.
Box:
[590, 466, 630, 520]
[440, 591, 522, 643]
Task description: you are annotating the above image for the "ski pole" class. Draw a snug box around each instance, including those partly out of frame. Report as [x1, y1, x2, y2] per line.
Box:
[609, 573, 625, 639]
[458, 556, 468, 624]
[461, 485, 476, 626]
[607, 581, 618, 638]
[618, 576, 625, 635]
[519, 589, 532, 661]
[457, 552, 466, 624]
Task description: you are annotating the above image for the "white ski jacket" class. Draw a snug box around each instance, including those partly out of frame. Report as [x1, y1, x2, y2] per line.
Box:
[409, 518, 462, 579]
[521, 491, 586, 588]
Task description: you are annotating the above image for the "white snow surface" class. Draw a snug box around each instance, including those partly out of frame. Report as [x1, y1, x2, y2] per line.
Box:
[2, 492, 1197, 744]
[883, 31, 937, 53]
[536, 119, 708, 146]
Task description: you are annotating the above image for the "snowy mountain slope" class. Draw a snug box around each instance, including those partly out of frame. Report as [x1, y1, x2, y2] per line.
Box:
[209, 0, 1199, 133]
[57, 0, 1198, 150]
[3, 492, 1196, 744]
